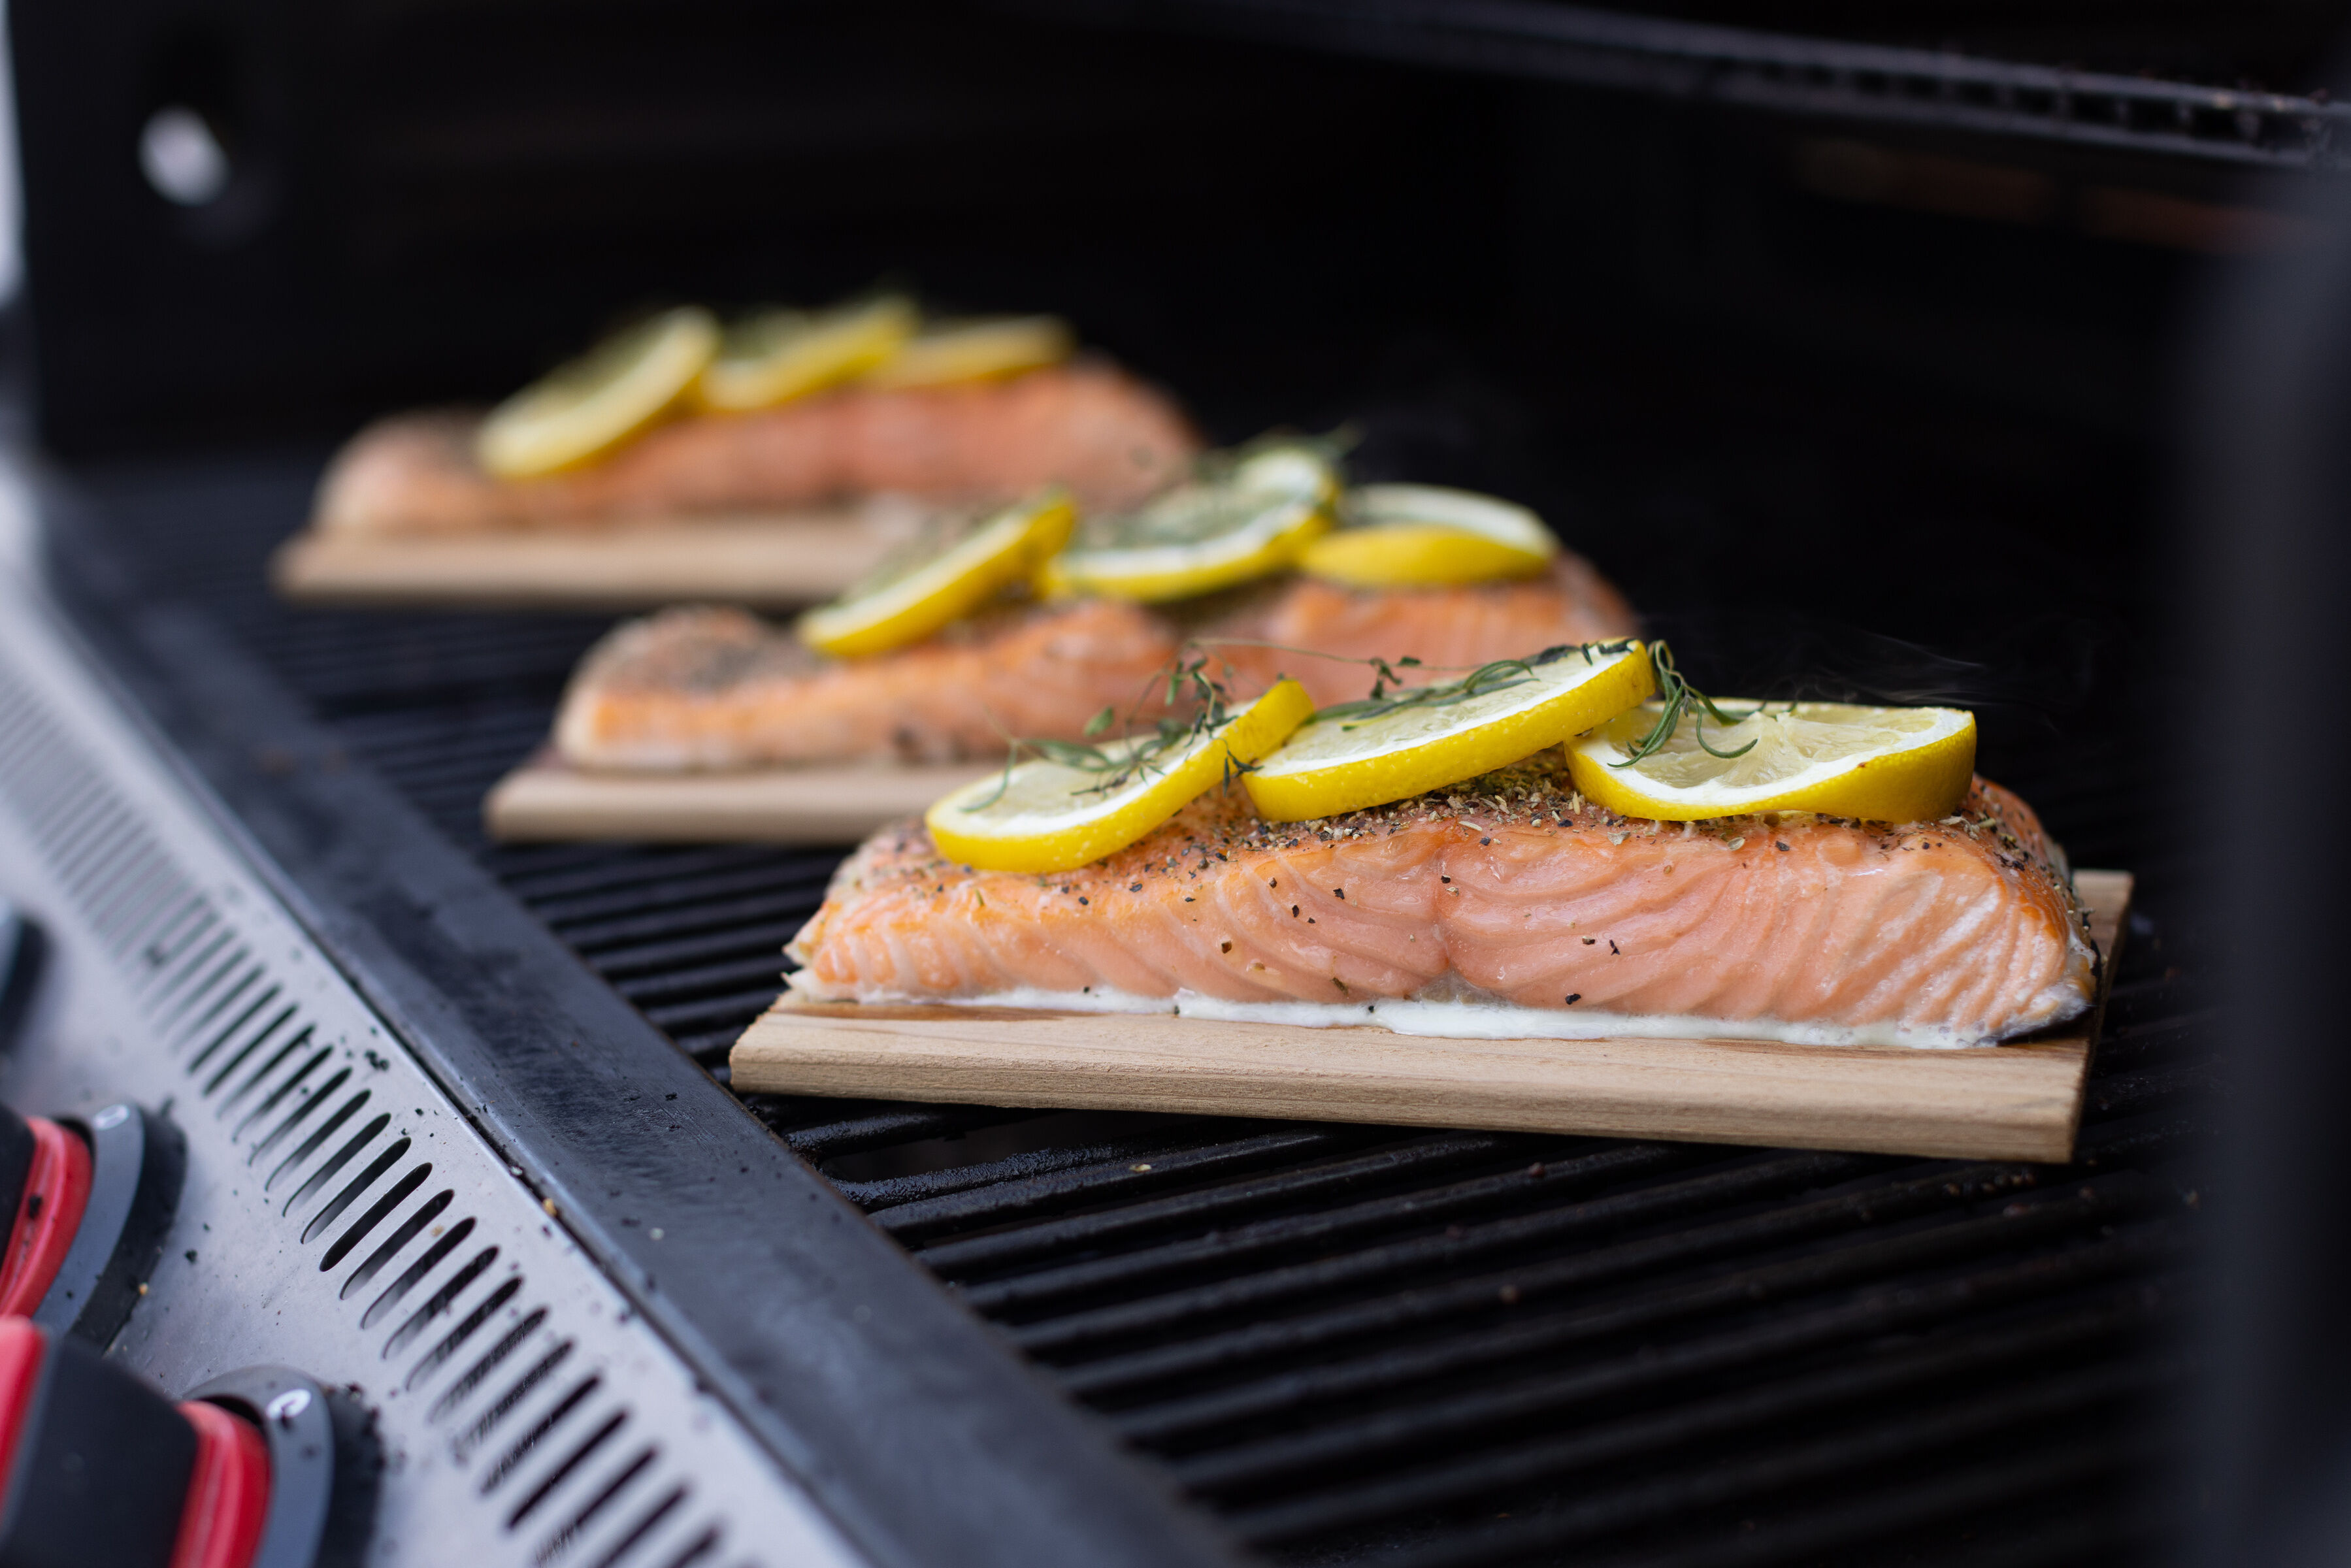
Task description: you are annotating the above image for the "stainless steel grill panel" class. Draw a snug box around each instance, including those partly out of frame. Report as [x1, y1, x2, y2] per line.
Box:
[0, 561, 862, 1568]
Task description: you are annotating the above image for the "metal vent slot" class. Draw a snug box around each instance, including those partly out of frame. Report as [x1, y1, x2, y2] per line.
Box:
[536, 1447, 660, 1565]
[284, 1113, 391, 1217]
[89, 853, 183, 948]
[432, 1308, 550, 1422]
[269, 1090, 370, 1189]
[342, 1188, 453, 1298]
[453, 1339, 576, 1460]
[233, 1047, 333, 1142]
[651, 1528, 720, 1568]
[202, 1007, 301, 1096]
[186, 990, 285, 1073]
[148, 924, 235, 1012]
[45, 802, 137, 892]
[571, 1479, 683, 1568]
[383, 1246, 501, 1356]
[482, 1374, 603, 1493]
[408, 1275, 524, 1390]
[362, 1215, 476, 1328]
[508, 1410, 629, 1528]
[301, 1137, 411, 1244]
[219, 1024, 316, 1114]
[321, 1162, 430, 1269]
[173, 962, 262, 1051]
[137, 903, 216, 984]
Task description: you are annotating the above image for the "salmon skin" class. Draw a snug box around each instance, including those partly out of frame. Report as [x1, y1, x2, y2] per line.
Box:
[786, 758, 2097, 1048]
[553, 555, 1641, 771]
[313, 361, 1201, 536]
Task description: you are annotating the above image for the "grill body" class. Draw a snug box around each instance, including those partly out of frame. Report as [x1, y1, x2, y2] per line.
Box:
[0, 2, 2261, 1563]
[34, 365, 2211, 1565]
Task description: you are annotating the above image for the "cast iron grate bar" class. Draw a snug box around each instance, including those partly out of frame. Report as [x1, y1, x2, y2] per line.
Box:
[1100, 0, 2351, 171]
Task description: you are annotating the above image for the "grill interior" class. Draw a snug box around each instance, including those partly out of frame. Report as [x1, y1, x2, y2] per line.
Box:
[62, 362, 2210, 1566]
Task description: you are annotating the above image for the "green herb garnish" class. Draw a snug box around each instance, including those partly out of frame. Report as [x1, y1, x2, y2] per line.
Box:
[961, 645, 1245, 811]
[1607, 642, 1758, 766]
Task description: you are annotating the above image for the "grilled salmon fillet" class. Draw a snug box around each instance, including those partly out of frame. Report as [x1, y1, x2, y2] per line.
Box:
[1211, 553, 1637, 704]
[554, 597, 1181, 770]
[553, 555, 1641, 771]
[314, 361, 1200, 536]
[785, 759, 2096, 1047]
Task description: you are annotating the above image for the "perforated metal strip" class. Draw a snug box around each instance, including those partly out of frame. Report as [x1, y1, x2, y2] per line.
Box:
[0, 572, 861, 1568]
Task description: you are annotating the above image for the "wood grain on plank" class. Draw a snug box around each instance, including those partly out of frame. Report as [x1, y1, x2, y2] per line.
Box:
[270, 508, 897, 610]
[730, 870, 2129, 1162]
[485, 750, 990, 845]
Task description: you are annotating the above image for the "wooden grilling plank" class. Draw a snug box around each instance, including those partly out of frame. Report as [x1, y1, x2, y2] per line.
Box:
[270, 508, 898, 610]
[485, 750, 991, 845]
[728, 871, 2129, 1163]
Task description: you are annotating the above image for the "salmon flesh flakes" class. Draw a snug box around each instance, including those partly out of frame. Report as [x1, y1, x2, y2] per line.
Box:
[786, 751, 2097, 1044]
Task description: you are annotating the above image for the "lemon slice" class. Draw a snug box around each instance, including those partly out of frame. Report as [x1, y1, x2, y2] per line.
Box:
[1043, 443, 1340, 602]
[1302, 483, 1560, 588]
[862, 316, 1075, 389]
[477, 306, 719, 479]
[797, 489, 1076, 659]
[1245, 642, 1655, 822]
[928, 679, 1315, 873]
[695, 295, 917, 412]
[1568, 700, 1977, 822]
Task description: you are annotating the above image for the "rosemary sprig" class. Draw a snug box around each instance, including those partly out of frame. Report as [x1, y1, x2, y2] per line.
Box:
[1310, 640, 1642, 730]
[959, 633, 1754, 817]
[959, 645, 1241, 812]
[1607, 642, 1758, 767]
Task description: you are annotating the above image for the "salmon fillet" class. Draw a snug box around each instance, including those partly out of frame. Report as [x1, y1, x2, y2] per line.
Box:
[1209, 554, 1638, 704]
[553, 555, 1641, 771]
[314, 361, 1201, 536]
[553, 597, 1183, 770]
[785, 759, 2097, 1047]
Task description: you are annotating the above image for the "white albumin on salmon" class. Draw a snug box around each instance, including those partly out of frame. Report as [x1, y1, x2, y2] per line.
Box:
[785, 757, 2097, 1049]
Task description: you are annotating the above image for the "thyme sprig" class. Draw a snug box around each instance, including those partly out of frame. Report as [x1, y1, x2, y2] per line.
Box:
[1607, 642, 1758, 767]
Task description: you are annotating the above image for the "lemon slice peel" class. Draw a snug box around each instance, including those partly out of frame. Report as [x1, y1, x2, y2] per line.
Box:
[927, 678, 1315, 874]
[1568, 699, 1979, 823]
[796, 489, 1076, 659]
[863, 316, 1076, 390]
[478, 306, 719, 479]
[1349, 483, 1558, 553]
[1302, 525, 1551, 588]
[1245, 641, 1656, 823]
[1045, 441, 1341, 603]
[696, 295, 917, 412]
[1304, 484, 1558, 589]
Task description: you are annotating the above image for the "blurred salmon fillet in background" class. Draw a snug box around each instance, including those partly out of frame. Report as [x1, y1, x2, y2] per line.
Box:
[553, 555, 1641, 771]
[314, 361, 1202, 535]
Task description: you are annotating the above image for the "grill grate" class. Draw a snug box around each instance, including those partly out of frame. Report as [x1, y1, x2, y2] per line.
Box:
[85, 462, 2204, 1567]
